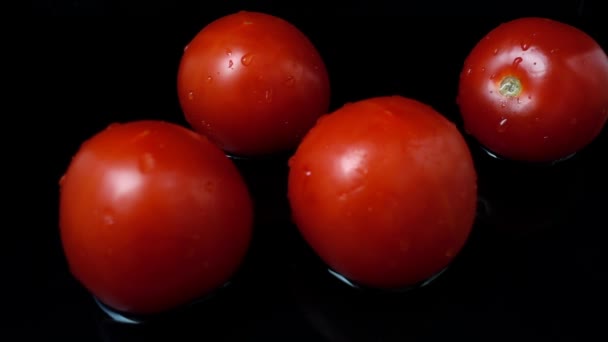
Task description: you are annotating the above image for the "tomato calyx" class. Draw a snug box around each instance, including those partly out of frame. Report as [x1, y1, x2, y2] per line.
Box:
[498, 75, 522, 97]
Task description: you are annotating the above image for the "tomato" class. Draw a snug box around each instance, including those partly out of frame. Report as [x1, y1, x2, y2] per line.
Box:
[177, 11, 331, 157]
[287, 96, 478, 289]
[457, 17, 608, 163]
[59, 120, 253, 315]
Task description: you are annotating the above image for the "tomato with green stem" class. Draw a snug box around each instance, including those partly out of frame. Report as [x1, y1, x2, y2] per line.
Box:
[457, 17, 608, 163]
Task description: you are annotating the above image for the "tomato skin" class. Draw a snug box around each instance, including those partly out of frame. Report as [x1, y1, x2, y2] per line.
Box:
[288, 96, 477, 289]
[457, 17, 608, 163]
[59, 121, 253, 315]
[177, 11, 331, 157]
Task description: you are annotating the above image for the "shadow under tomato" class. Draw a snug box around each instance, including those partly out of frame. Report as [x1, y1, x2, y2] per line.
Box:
[284, 229, 503, 342]
[467, 136, 585, 240]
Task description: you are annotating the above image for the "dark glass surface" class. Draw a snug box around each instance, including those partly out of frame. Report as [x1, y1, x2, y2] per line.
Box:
[23, 1, 607, 341]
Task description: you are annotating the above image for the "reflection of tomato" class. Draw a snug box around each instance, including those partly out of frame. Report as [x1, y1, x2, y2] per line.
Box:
[457, 17, 608, 162]
[59, 121, 253, 314]
[288, 96, 477, 289]
[177, 11, 331, 157]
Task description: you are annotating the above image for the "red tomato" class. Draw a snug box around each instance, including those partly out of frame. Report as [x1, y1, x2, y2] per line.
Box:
[177, 11, 331, 157]
[59, 120, 253, 315]
[288, 96, 478, 289]
[457, 17, 608, 162]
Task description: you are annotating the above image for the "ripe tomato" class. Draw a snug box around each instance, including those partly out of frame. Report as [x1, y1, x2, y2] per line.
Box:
[457, 17, 608, 163]
[177, 11, 331, 157]
[288, 96, 478, 289]
[59, 120, 253, 315]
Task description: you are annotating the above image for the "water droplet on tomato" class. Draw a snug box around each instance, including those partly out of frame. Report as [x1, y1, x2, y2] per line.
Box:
[132, 130, 150, 142]
[497, 118, 508, 133]
[106, 123, 121, 130]
[206, 75, 213, 83]
[204, 181, 214, 193]
[490, 73, 496, 80]
[521, 42, 530, 51]
[481, 67, 486, 72]
[241, 53, 254, 66]
[500, 102, 507, 108]
[225, 48, 232, 56]
[284, 75, 295, 87]
[184, 45, 189, 52]
[550, 48, 559, 54]
[513, 57, 523, 67]
[188, 91, 194, 100]
[305, 170, 312, 177]
[383, 110, 394, 116]
[102, 208, 115, 226]
[493, 48, 499, 55]
[59, 174, 66, 186]
[543, 136, 549, 141]
[228, 60, 234, 68]
[516, 97, 521, 104]
[264, 89, 273, 103]
[138, 153, 156, 173]
[466, 68, 472, 75]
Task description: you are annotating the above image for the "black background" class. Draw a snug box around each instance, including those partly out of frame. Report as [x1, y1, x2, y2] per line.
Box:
[22, 1, 607, 341]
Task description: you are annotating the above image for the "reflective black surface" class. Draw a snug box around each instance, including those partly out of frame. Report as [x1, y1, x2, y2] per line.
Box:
[25, 2, 607, 341]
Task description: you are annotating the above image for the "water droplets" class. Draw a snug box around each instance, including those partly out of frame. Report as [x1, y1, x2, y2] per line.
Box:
[521, 42, 530, 51]
[188, 91, 194, 100]
[106, 122, 121, 130]
[493, 48, 499, 55]
[201, 120, 212, 130]
[138, 153, 156, 173]
[512, 57, 523, 67]
[481, 67, 486, 72]
[225, 48, 232, 56]
[284, 75, 295, 87]
[466, 68, 472, 75]
[183, 45, 189, 52]
[497, 118, 508, 133]
[263, 88, 273, 103]
[550, 48, 559, 54]
[240, 53, 254, 66]
[206, 75, 213, 83]
[489, 73, 496, 80]
[204, 181, 214, 193]
[102, 208, 115, 227]
[228, 60, 234, 69]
